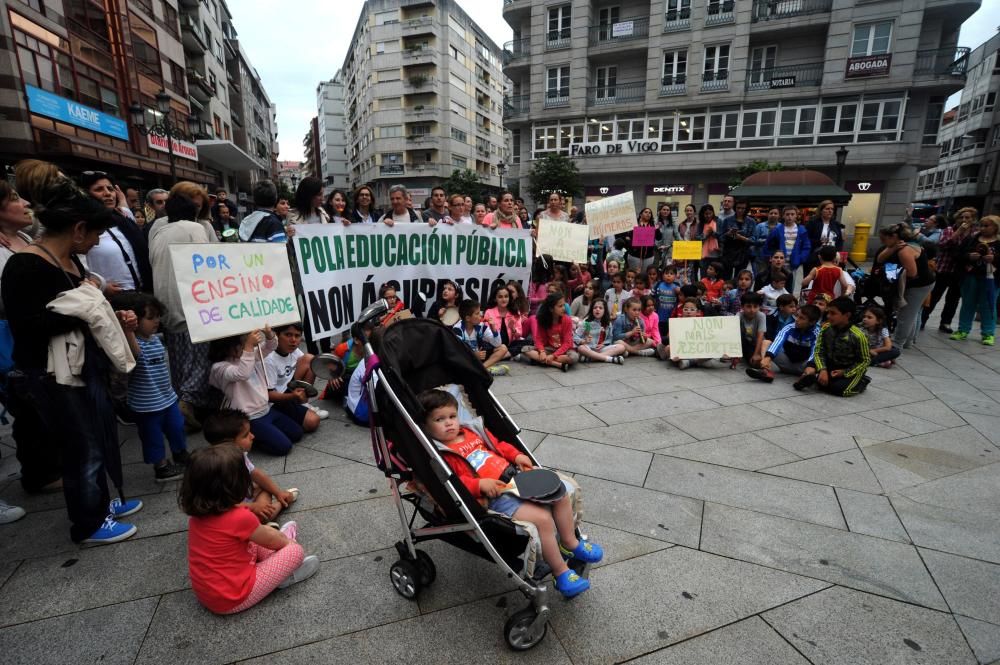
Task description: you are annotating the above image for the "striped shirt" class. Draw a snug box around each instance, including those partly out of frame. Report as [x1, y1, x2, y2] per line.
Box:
[766, 322, 820, 364]
[127, 335, 178, 413]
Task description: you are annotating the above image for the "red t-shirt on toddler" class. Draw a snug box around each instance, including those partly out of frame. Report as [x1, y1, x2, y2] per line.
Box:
[188, 505, 260, 613]
[447, 427, 513, 481]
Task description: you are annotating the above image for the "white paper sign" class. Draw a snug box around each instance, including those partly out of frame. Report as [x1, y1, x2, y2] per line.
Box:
[537, 219, 589, 264]
[169, 243, 301, 343]
[668, 316, 743, 359]
[585, 191, 636, 240]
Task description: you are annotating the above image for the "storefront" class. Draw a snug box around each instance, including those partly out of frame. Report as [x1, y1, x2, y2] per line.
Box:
[644, 184, 694, 219]
[839, 180, 885, 239]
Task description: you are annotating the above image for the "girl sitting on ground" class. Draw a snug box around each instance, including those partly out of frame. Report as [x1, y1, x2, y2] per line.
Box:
[484, 283, 529, 358]
[523, 292, 578, 371]
[612, 297, 657, 357]
[862, 305, 900, 368]
[638, 295, 663, 353]
[569, 279, 599, 320]
[670, 299, 713, 370]
[574, 298, 626, 364]
[428, 279, 460, 327]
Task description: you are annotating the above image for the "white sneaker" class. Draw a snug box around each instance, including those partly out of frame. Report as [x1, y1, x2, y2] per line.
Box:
[278, 554, 320, 589]
[0, 500, 26, 524]
[307, 403, 329, 420]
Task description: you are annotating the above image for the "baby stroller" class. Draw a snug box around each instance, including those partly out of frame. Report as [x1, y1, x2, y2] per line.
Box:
[353, 301, 589, 651]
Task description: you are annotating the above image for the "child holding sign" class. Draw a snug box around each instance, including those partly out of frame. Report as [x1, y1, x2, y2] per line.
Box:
[670, 300, 713, 370]
[574, 299, 626, 364]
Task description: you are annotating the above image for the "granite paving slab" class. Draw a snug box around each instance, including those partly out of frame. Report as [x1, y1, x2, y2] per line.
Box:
[896, 463, 1000, 514]
[487, 370, 564, 396]
[892, 496, 1000, 564]
[860, 407, 954, 436]
[564, 417, 696, 451]
[627, 616, 811, 665]
[893, 398, 970, 428]
[0, 507, 81, 561]
[298, 421, 378, 466]
[659, 433, 801, 471]
[533, 434, 653, 485]
[577, 521, 674, 568]
[548, 548, 830, 665]
[291, 496, 401, 561]
[514, 405, 606, 434]
[573, 474, 703, 547]
[760, 449, 883, 494]
[920, 549, 1000, 625]
[912, 376, 999, 416]
[763, 586, 977, 665]
[548, 361, 656, 387]
[700, 503, 946, 609]
[955, 615, 1000, 665]
[894, 353, 961, 380]
[277, 459, 391, 513]
[665, 404, 791, 441]
[282, 444, 357, 473]
[692, 378, 804, 406]
[410, 539, 523, 614]
[835, 488, 911, 543]
[620, 370, 745, 395]
[0, 597, 158, 665]
[958, 412, 1000, 446]
[584, 391, 719, 425]
[134, 549, 419, 665]
[644, 455, 846, 528]
[756, 415, 907, 458]
[751, 397, 823, 424]
[862, 427, 998, 492]
[509, 380, 642, 412]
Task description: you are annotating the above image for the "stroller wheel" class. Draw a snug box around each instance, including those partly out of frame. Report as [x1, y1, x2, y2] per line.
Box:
[505, 607, 547, 650]
[415, 549, 436, 585]
[390, 559, 421, 599]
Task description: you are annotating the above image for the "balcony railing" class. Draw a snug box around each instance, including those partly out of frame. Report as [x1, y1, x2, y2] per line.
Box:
[588, 17, 650, 45]
[745, 62, 824, 91]
[914, 47, 971, 76]
[543, 91, 570, 108]
[659, 74, 687, 96]
[545, 28, 571, 51]
[402, 47, 436, 62]
[401, 16, 434, 33]
[407, 162, 441, 172]
[664, 7, 691, 32]
[407, 134, 440, 145]
[751, 0, 833, 22]
[503, 94, 530, 119]
[587, 80, 646, 106]
[502, 38, 530, 65]
[380, 164, 405, 176]
[705, 1, 735, 25]
[700, 70, 730, 92]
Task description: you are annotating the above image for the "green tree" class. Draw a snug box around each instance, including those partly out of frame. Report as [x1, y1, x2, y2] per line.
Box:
[730, 160, 785, 188]
[442, 169, 485, 201]
[276, 181, 295, 204]
[526, 154, 583, 206]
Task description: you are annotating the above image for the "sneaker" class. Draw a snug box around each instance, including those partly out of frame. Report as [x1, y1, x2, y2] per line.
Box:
[512, 353, 524, 363]
[677, 359, 692, 370]
[488, 364, 510, 377]
[0, 500, 26, 524]
[612, 355, 624, 365]
[983, 335, 995, 346]
[307, 403, 330, 419]
[172, 449, 191, 466]
[879, 361, 893, 369]
[265, 521, 280, 530]
[560, 539, 604, 564]
[554, 569, 590, 598]
[153, 462, 185, 483]
[746, 367, 774, 383]
[81, 515, 137, 545]
[279, 520, 298, 540]
[793, 374, 818, 391]
[560, 362, 569, 373]
[109, 497, 143, 519]
[278, 554, 320, 589]
[636, 348, 656, 357]
[939, 324, 954, 334]
[950, 331, 969, 341]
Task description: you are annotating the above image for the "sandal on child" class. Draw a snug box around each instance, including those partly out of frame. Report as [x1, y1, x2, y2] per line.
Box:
[287, 488, 300, 502]
[554, 569, 590, 598]
[560, 539, 604, 564]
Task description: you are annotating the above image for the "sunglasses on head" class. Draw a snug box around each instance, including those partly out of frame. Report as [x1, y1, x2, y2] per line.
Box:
[81, 171, 108, 177]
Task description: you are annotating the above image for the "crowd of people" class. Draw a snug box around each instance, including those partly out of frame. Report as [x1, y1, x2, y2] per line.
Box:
[0, 160, 996, 612]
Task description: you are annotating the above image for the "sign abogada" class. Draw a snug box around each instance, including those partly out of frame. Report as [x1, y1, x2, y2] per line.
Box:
[294, 224, 532, 340]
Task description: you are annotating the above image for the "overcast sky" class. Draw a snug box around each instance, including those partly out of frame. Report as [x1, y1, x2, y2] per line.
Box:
[232, 0, 1000, 163]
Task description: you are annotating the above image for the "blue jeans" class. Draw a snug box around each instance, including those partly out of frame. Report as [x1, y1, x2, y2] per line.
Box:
[958, 275, 997, 337]
[250, 407, 303, 456]
[135, 401, 187, 465]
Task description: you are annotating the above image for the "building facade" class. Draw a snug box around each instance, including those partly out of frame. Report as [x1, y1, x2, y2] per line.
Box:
[503, 0, 980, 240]
[341, 0, 507, 205]
[317, 71, 349, 192]
[915, 31, 1000, 217]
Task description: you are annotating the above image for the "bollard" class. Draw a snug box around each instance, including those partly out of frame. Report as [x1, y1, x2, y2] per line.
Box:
[850, 223, 871, 263]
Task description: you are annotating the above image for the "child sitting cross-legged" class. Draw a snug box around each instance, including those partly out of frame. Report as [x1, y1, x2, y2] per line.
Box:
[758, 272, 790, 316]
[862, 305, 900, 368]
[735, 292, 767, 370]
[764, 293, 798, 344]
[417, 389, 602, 598]
[453, 298, 510, 377]
[180, 444, 318, 615]
[803, 296, 871, 396]
[523, 292, 579, 372]
[747, 303, 821, 386]
[670, 299, 714, 370]
[612, 297, 657, 357]
[265, 322, 328, 426]
[574, 298, 627, 364]
[203, 408, 299, 524]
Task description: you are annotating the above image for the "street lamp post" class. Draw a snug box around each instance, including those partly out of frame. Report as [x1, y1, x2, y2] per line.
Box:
[496, 159, 507, 190]
[128, 90, 199, 185]
[835, 145, 849, 187]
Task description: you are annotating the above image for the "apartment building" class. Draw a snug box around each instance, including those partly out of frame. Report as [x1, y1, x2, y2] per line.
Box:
[318, 72, 350, 192]
[341, 0, 507, 205]
[503, 0, 979, 239]
[915, 31, 1000, 216]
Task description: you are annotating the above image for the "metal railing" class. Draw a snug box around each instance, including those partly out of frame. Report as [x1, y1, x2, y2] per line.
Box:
[503, 94, 530, 119]
[586, 81, 646, 106]
[705, 1, 735, 25]
[588, 17, 650, 45]
[751, 0, 833, 22]
[700, 70, 730, 92]
[502, 38, 530, 65]
[659, 74, 687, 96]
[745, 62, 824, 91]
[915, 47, 971, 76]
[543, 91, 570, 108]
[402, 16, 434, 32]
[545, 29, 571, 51]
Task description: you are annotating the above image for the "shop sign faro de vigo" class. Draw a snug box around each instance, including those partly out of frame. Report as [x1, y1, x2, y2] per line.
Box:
[570, 141, 660, 157]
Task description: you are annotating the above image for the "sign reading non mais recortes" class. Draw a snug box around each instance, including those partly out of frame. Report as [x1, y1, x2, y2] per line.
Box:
[170, 244, 301, 343]
[293, 224, 532, 341]
[668, 317, 743, 359]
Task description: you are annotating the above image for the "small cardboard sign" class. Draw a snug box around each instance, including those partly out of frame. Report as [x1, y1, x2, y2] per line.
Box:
[672, 240, 703, 261]
[632, 226, 655, 247]
[586, 192, 636, 240]
[669, 316, 742, 359]
[537, 219, 589, 264]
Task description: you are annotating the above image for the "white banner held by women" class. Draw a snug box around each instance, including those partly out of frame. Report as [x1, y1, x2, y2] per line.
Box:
[170, 244, 301, 343]
[537, 219, 589, 264]
[585, 191, 636, 240]
[293, 224, 533, 341]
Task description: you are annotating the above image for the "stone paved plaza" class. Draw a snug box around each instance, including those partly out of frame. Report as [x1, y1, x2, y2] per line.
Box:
[1, 324, 999, 665]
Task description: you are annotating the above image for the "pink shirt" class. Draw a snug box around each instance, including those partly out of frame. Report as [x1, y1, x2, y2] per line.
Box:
[527, 282, 548, 315]
[639, 311, 661, 344]
[209, 336, 278, 419]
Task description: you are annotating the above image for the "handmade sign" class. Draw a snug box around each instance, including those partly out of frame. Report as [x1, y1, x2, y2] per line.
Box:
[672, 240, 703, 261]
[537, 219, 589, 264]
[668, 316, 742, 359]
[632, 226, 655, 247]
[294, 223, 532, 341]
[586, 192, 636, 240]
[170, 244, 301, 343]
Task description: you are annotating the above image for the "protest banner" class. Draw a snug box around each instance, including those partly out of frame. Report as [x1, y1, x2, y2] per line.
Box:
[668, 317, 743, 359]
[537, 219, 589, 264]
[585, 192, 636, 240]
[672, 240, 703, 261]
[293, 224, 532, 341]
[632, 226, 655, 247]
[170, 243, 301, 343]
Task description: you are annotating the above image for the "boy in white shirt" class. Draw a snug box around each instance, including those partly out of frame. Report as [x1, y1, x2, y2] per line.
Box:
[757, 273, 790, 316]
[265, 323, 329, 423]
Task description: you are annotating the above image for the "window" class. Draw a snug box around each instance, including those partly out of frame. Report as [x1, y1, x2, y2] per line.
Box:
[986, 92, 997, 112]
[378, 69, 400, 82]
[703, 44, 730, 84]
[376, 41, 395, 54]
[450, 72, 466, 89]
[594, 65, 617, 100]
[940, 139, 951, 158]
[740, 109, 776, 146]
[778, 107, 816, 145]
[452, 155, 467, 169]
[958, 101, 970, 121]
[546, 66, 570, 103]
[934, 171, 944, 187]
[923, 96, 944, 146]
[597, 6, 620, 41]
[450, 99, 467, 116]
[992, 125, 1000, 147]
[858, 100, 901, 142]
[818, 100, 858, 143]
[450, 45, 464, 64]
[381, 125, 402, 138]
[512, 128, 521, 163]
[665, 0, 691, 22]
[380, 96, 401, 109]
[451, 127, 468, 142]
[676, 112, 706, 150]
[224, 123, 230, 140]
[448, 15, 465, 39]
[708, 110, 738, 148]
[374, 10, 398, 25]
[851, 22, 892, 57]
[707, 0, 734, 15]
[547, 5, 571, 44]
[748, 45, 777, 85]
[982, 160, 992, 184]
[662, 50, 687, 86]
[951, 135, 963, 154]
[213, 113, 222, 137]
